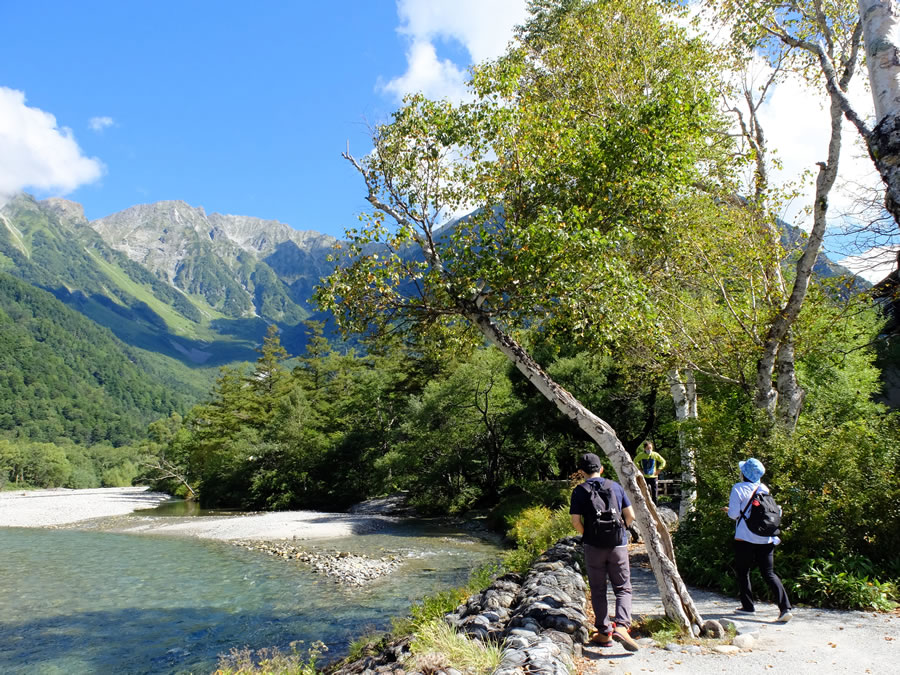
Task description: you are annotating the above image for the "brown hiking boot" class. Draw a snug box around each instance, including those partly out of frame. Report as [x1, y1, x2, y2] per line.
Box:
[590, 632, 612, 647]
[612, 625, 640, 651]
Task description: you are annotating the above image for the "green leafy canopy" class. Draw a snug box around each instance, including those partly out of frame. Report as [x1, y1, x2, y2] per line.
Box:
[316, 0, 731, 354]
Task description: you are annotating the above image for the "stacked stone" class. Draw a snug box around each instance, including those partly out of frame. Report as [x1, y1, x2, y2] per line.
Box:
[445, 573, 524, 642]
[492, 536, 591, 675]
[329, 536, 591, 674]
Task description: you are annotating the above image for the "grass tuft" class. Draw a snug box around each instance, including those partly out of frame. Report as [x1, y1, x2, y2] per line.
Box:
[406, 620, 503, 674]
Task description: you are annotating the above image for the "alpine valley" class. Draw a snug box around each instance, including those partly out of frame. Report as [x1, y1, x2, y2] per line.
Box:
[0, 193, 339, 364]
[0, 193, 342, 442]
[0, 191, 872, 445]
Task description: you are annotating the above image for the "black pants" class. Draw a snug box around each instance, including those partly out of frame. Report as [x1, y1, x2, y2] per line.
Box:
[733, 539, 791, 613]
[645, 476, 658, 504]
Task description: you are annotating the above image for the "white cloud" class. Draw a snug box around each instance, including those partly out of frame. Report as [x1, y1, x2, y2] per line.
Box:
[0, 87, 104, 202]
[88, 115, 115, 132]
[383, 0, 529, 102]
[757, 72, 879, 229]
[382, 40, 469, 102]
[837, 245, 899, 283]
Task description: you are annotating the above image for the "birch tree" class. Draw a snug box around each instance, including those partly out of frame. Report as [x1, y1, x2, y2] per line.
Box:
[317, 0, 726, 633]
[707, 0, 865, 428]
[859, 1, 900, 231]
[719, 2, 900, 290]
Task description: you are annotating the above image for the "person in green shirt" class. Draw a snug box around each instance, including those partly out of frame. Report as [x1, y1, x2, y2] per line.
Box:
[634, 440, 666, 505]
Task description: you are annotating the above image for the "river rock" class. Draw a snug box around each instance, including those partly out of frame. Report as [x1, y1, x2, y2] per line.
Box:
[733, 633, 755, 650]
[701, 619, 725, 638]
[233, 540, 402, 585]
[657, 505, 679, 528]
[713, 644, 741, 655]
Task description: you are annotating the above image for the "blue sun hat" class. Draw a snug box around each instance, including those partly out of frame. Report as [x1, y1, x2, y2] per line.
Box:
[739, 458, 765, 483]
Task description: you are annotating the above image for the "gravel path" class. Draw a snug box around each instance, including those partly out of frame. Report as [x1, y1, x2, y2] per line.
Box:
[577, 550, 900, 674]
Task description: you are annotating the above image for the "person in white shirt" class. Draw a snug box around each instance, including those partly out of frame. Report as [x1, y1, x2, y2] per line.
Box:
[726, 458, 793, 623]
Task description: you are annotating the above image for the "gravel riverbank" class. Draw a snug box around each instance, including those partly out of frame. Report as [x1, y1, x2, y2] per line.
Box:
[0, 487, 171, 526]
[0, 487, 397, 540]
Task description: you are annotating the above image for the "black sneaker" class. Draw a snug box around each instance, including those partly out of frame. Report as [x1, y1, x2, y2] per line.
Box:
[734, 607, 755, 614]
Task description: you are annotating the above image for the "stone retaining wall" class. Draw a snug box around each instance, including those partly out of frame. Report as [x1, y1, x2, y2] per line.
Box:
[448, 536, 589, 675]
[328, 536, 589, 675]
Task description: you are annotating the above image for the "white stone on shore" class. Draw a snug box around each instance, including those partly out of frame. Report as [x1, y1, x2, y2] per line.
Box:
[0, 487, 171, 527]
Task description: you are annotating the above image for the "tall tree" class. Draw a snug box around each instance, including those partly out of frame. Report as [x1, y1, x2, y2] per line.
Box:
[692, 0, 866, 429]
[317, 0, 727, 632]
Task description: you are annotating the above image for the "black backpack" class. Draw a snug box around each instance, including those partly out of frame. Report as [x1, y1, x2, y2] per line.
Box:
[740, 486, 782, 537]
[583, 480, 625, 548]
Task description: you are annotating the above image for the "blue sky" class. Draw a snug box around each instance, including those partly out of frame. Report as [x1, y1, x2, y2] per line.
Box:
[0, 1, 895, 280]
[0, 1, 526, 238]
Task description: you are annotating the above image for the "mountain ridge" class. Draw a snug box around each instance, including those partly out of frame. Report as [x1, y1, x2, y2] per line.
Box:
[1, 192, 869, 372]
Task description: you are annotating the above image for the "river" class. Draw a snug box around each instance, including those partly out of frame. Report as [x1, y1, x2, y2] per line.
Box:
[0, 506, 501, 674]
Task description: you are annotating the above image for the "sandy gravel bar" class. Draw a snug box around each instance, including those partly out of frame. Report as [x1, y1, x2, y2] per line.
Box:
[0, 487, 396, 540]
[117, 509, 395, 540]
[0, 486, 172, 527]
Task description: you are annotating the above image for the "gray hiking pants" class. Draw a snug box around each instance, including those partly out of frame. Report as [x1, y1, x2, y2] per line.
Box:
[584, 542, 632, 633]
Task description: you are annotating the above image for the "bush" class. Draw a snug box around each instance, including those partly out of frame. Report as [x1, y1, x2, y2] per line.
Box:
[392, 588, 470, 637]
[215, 640, 326, 675]
[793, 555, 899, 611]
[672, 391, 900, 611]
[502, 505, 574, 574]
[487, 480, 572, 532]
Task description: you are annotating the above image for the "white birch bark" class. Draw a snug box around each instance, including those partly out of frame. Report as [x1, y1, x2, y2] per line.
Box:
[860, 0, 900, 124]
[859, 0, 900, 262]
[775, 337, 805, 429]
[469, 311, 703, 634]
[668, 368, 698, 518]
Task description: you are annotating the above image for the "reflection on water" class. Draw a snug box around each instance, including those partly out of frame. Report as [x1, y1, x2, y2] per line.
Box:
[139, 499, 246, 518]
[0, 518, 500, 674]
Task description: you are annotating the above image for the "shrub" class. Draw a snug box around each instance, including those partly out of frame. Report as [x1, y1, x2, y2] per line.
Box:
[671, 391, 900, 611]
[793, 555, 899, 611]
[502, 505, 574, 574]
[487, 480, 572, 532]
[215, 640, 326, 675]
[392, 588, 470, 637]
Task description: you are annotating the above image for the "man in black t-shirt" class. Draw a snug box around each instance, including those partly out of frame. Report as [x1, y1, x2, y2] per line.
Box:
[570, 452, 640, 652]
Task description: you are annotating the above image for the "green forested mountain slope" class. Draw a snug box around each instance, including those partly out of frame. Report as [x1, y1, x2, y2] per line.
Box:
[0, 194, 326, 365]
[0, 272, 202, 444]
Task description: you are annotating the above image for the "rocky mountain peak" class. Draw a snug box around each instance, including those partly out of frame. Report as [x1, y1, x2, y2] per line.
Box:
[41, 197, 88, 226]
[89, 200, 338, 284]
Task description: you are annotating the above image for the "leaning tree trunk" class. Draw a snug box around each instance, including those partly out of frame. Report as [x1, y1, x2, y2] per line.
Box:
[668, 368, 698, 518]
[466, 309, 703, 634]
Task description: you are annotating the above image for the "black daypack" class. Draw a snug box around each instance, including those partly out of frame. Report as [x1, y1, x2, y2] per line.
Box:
[740, 486, 782, 537]
[584, 480, 625, 548]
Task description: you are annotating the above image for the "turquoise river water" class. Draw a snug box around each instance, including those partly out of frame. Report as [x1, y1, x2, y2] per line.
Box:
[0, 508, 501, 674]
